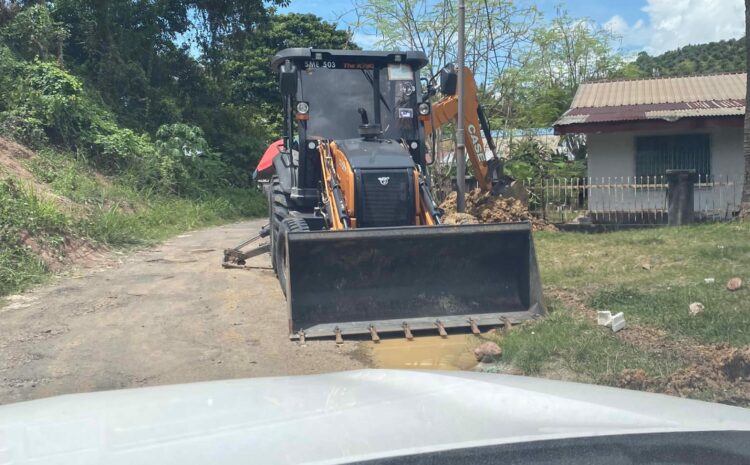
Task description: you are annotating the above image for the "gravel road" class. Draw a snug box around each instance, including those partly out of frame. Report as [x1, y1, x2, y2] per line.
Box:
[0, 219, 368, 405]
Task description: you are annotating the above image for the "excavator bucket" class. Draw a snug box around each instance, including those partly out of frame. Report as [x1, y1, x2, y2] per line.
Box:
[283, 222, 545, 339]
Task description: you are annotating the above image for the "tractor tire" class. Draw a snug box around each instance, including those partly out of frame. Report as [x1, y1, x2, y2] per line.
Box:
[269, 177, 290, 274]
[276, 217, 309, 297]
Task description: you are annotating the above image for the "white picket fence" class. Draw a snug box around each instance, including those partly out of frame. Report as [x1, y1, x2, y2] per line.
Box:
[524, 174, 743, 224]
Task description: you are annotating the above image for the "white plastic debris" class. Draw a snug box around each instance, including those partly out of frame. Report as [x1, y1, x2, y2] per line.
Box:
[689, 302, 705, 316]
[610, 312, 626, 332]
[597, 310, 625, 332]
[704, 278, 715, 284]
[597, 311, 613, 326]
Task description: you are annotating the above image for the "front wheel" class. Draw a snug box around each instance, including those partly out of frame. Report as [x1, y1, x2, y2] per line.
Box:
[268, 177, 289, 274]
[275, 217, 309, 297]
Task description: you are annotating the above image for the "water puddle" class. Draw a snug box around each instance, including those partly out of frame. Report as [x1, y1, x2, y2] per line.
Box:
[369, 335, 478, 371]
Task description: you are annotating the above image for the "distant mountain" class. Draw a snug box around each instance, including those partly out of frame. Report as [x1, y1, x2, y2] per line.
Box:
[634, 37, 745, 77]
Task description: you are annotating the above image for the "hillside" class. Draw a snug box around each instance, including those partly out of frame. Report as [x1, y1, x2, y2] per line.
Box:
[0, 10, 267, 296]
[0, 135, 265, 296]
[634, 37, 745, 77]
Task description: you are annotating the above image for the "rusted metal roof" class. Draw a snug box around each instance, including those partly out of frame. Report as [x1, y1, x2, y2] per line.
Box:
[555, 73, 746, 131]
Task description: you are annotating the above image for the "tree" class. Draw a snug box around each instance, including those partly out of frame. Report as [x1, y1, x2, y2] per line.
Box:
[495, 11, 621, 159]
[743, 0, 750, 216]
[354, 0, 539, 101]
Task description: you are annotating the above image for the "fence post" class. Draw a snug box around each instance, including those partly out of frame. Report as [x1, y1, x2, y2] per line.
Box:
[666, 169, 698, 226]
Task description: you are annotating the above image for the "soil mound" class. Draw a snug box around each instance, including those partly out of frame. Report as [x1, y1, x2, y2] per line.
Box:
[440, 188, 554, 231]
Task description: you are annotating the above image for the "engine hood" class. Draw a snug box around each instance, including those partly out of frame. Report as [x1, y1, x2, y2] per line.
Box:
[335, 138, 415, 170]
[1, 369, 749, 464]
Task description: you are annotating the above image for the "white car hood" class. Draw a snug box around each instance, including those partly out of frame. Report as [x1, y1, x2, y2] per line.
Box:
[1, 369, 749, 464]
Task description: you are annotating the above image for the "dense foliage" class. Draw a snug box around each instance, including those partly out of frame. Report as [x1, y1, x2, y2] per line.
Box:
[634, 37, 745, 78]
[0, 1, 353, 189]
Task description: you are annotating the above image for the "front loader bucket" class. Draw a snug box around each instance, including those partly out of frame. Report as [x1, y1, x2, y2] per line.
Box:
[284, 222, 545, 339]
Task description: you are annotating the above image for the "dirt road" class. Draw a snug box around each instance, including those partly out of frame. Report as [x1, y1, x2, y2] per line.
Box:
[0, 219, 368, 405]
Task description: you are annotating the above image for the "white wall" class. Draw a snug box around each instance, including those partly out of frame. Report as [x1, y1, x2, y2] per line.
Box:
[585, 126, 743, 216]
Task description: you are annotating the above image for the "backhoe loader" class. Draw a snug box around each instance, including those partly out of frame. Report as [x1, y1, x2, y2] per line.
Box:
[424, 64, 526, 201]
[255, 48, 545, 341]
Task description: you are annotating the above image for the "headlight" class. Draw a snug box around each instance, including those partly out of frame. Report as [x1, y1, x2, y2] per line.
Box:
[296, 101, 310, 114]
[418, 102, 430, 116]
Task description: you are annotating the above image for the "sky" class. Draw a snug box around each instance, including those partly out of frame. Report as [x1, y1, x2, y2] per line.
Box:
[280, 0, 745, 55]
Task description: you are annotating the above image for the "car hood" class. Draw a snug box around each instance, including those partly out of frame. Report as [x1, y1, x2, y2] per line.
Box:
[1, 369, 749, 464]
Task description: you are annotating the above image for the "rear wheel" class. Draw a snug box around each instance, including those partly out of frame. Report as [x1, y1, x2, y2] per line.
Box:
[276, 217, 309, 297]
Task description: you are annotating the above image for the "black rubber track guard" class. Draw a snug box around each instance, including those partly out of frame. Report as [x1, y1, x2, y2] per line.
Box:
[283, 222, 545, 339]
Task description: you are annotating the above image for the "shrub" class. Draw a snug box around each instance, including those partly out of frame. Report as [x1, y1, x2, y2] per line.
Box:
[0, 4, 68, 61]
[152, 123, 229, 194]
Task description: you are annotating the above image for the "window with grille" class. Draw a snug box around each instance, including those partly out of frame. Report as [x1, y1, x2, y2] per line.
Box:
[635, 134, 711, 179]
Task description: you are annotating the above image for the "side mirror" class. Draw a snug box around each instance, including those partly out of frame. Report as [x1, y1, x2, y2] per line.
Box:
[279, 60, 298, 96]
[440, 64, 457, 96]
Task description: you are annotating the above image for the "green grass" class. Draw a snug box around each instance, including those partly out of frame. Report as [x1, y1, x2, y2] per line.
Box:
[591, 284, 750, 346]
[535, 222, 750, 289]
[0, 149, 266, 297]
[533, 222, 750, 345]
[489, 222, 750, 398]
[500, 305, 685, 381]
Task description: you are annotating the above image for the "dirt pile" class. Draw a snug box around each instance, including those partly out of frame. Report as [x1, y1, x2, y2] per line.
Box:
[0, 137, 35, 179]
[717, 346, 750, 381]
[613, 344, 750, 406]
[440, 189, 554, 231]
[19, 231, 109, 272]
[617, 368, 651, 390]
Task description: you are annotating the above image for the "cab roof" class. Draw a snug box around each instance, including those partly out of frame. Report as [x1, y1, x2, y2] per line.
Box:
[271, 48, 429, 72]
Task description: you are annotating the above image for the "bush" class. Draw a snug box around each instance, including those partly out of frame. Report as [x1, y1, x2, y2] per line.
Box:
[151, 123, 229, 195]
[0, 4, 67, 61]
[505, 137, 586, 183]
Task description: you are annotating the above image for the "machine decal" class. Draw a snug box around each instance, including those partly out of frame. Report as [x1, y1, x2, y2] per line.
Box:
[378, 176, 390, 186]
[304, 60, 337, 69]
[468, 124, 484, 158]
[343, 63, 375, 70]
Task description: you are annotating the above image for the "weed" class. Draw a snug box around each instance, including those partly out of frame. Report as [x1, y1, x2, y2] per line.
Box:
[500, 305, 684, 381]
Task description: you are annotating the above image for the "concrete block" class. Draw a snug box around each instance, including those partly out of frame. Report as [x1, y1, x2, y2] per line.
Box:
[597, 311, 613, 326]
[610, 312, 626, 332]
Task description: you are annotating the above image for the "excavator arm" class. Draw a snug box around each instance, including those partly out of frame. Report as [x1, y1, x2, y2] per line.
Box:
[423, 67, 502, 192]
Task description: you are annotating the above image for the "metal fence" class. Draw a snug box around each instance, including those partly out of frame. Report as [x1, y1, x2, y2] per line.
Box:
[524, 174, 743, 225]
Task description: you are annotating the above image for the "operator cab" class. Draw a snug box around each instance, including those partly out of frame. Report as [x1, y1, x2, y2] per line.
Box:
[268, 49, 431, 210]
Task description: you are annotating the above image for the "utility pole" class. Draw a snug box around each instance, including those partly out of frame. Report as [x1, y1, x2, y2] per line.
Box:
[455, 0, 466, 212]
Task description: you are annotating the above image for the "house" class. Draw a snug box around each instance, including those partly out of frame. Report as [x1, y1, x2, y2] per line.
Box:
[554, 73, 745, 219]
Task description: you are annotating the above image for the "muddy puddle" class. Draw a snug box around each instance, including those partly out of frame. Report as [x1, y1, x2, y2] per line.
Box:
[368, 335, 478, 371]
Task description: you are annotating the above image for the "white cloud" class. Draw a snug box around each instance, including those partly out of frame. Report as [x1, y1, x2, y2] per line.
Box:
[605, 0, 745, 55]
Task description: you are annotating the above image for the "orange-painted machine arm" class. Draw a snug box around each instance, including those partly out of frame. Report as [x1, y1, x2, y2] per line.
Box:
[423, 67, 494, 192]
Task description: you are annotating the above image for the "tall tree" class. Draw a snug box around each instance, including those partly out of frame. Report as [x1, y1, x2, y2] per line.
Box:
[355, 0, 539, 97]
[743, 0, 750, 216]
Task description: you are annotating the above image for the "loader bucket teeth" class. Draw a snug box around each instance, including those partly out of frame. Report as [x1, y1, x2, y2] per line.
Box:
[435, 320, 448, 338]
[285, 222, 545, 339]
[334, 327, 344, 345]
[402, 323, 414, 341]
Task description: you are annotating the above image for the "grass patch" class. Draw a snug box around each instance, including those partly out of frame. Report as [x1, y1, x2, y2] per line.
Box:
[533, 222, 750, 346]
[492, 223, 750, 401]
[500, 304, 684, 382]
[535, 222, 750, 289]
[591, 285, 750, 346]
[81, 189, 266, 246]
